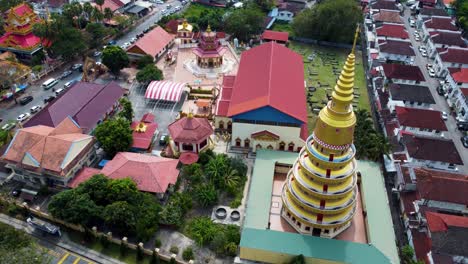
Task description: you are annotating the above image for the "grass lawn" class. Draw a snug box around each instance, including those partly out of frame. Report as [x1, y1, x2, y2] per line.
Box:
[288, 41, 370, 132]
[271, 22, 294, 36]
[182, 3, 227, 18]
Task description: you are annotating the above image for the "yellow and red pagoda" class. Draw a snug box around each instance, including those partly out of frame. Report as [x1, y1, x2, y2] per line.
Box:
[0, 3, 45, 60]
[192, 25, 226, 68]
[281, 28, 361, 238]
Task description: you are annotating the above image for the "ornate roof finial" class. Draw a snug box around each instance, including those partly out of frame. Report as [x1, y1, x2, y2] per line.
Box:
[183, 19, 188, 29]
[351, 25, 360, 55]
[206, 25, 212, 33]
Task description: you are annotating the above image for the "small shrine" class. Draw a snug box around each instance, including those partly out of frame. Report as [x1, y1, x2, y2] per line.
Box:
[167, 113, 213, 154]
[0, 3, 47, 61]
[177, 19, 194, 45]
[192, 25, 226, 68]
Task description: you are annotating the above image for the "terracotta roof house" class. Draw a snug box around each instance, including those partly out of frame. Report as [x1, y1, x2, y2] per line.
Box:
[370, 0, 399, 10]
[372, 10, 403, 24]
[419, 8, 449, 17]
[382, 63, 425, 83]
[69, 152, 179, 199]
[401, 134, 463, 169]
[388, 83, 435, 106]
[261, 30, 289, 45]
[130, 113, 158, 152]
[377, 39, 415, 64]
[430, 31, 467, 48]
[438, 48, 468, 68]
[415, 168, 468, 206]
[24, 82, 125, 134]
[215, 42, 308, 153]
[2, 117, 96, 187]
[94, 0, 124, 12]
[395, 106, 447, 135]
[168, 115, 213, 154]
[376, 24, 409, 40]
[423, 17, 458, 31]
[126, 26, 175, 61]
[449, 68, 468, 84]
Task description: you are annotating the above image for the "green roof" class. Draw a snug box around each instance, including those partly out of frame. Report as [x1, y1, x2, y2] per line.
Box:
[241, 150, 399, 264]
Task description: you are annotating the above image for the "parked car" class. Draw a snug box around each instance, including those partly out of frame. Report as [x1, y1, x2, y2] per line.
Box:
[130, 37, 137, 44]
[1, 123, 16, 131]
[461, 136, 468, 148]
[159, 134, 168, 146]
[426, 63, 433, 70]
[161, 9, 167, 15]
[30, 105, 42, 113]
[428, 68, 436, 77]
[60, 70, 73, 79]
[19, 95, 33, 105]
[421, 50, 427, 57]
[93, 51, 102, 57]
[441, 111, 448, 120]
[155, 0, 164, 3]
[64, 80, 78, 89]
[174, 5, 181, 11]
[44, 95, 56, 103]
[415, 35, 421, 42]
[11, 189, 21, 197]
[71, 64, 83, 71]
[17, 113, 31, 122]
[107, 40, 117, 45]
[410, 20, 415, 27]
[55, 88, 65, 95]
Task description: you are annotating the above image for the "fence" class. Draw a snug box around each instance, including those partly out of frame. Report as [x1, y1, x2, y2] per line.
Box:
[0, 196, 192, 264]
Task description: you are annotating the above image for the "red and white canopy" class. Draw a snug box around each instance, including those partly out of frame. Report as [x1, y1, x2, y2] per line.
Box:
[145, 81, 186, 102]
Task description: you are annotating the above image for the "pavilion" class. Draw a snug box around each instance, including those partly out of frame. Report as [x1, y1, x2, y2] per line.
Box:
[167, 113, 213, 154]
[130, 113, 158, 152]
[192, 25, 226, 68]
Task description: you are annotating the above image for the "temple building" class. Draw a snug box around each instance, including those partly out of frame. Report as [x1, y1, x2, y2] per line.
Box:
[167, 114, 213, 154]
[192, 25, 226, 68]
[0, 3, 46, 61]
[177, 19, 194, 45]
[281, 35, 360, 238]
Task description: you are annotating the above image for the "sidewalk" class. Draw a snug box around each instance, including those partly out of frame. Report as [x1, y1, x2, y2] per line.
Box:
[0, 213, 125, 264]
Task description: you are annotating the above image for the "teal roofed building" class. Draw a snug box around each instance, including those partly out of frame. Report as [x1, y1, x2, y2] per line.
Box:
[239, 150, 399, 264]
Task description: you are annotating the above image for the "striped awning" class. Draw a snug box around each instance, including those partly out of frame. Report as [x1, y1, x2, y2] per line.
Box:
[145, 81, 186, 102]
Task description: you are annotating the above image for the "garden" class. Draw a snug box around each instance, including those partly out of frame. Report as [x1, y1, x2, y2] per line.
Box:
[288, 41, 370, 131]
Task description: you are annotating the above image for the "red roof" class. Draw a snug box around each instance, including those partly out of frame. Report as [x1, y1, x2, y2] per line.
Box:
[12, 3, 33, 17]
[448, 68, 468, 83]
[439, 48, 468, 65]
[251, 130, 280, 140]
[131, 114, 158, 150]
[127, 26, 174, 57]
[461, 88, 468, 98]
[168, 116, 213, 144]
[424, 17, 458, 31]
[261, 30, 289, 42]
[415, 168, 468, 205]
[98, 0, 124, 12]
[100, 152, 179, 194]
[376, 24, 409, 39]
[179, 152, 199, 165]
[430, 31, 467, 47]
[216, 75, 235, 116]
[402, 134, 463, 165]
[0, 32, 42, 49]
[165, 19, 180, 34]
[395, 106, 447, 131]
[382, 63, 425, 82]
[227, 42, 307, 123]
[410, 229, 431, 262]
[426, 212, 468, 232]
[68, 167, 102, 188]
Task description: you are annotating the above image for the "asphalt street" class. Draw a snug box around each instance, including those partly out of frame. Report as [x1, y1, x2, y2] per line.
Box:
[403, 8, 468, 173]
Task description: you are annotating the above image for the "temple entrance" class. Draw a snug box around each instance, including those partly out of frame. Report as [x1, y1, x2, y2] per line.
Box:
[235, 138, 241, 147]
[312, 228, 321, 236]
[244, 139, 250, 148]
[208, 59, 214, 67]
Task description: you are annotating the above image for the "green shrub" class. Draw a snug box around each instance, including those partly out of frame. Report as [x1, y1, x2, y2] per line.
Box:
[190, 88, 212, 94]
[169, 257, 176, 264]
[170, 245, 179, 254]
[154, 238, 162, 248]
[151, 250, 160, 264]
[100, 234, 109, 248]
[182, 247, 194, 261]
[120, 241, 127, 256]
[224, 242, 237, 257]
[229, 197, 242, 208]
[32, 65, 42, 73]
[136, 245, 144, 260]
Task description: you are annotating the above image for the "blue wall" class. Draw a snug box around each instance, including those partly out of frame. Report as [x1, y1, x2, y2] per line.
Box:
[232, 106, 303, 125]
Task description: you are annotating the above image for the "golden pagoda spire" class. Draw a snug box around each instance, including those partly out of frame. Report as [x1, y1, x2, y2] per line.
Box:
[206, 25, 212, 33]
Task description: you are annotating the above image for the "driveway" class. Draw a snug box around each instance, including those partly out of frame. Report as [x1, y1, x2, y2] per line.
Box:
[403, 8, 468, 173]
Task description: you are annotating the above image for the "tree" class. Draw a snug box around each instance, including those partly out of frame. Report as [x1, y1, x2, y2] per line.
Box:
[223, 167, 240, 191]
[48, 190, 101, 225]
[182, 247, 194, 261]
[85, 22, 107, 48]
[454, 0, 468, 31]
[104, 7, 113, 21]
[229, 157, 247, 178]
[103, 201, 136, 234]
[118, 98, 134, 121]
[182, 163, 204, 186]
[102, 45, 129, 76]
[353, 109, 390, 161]
[186, 217, 219, 246]
[50, 27, 87, 61]
[77, 174, 111, 205]
[194, 183, 218, 207]
[224, 4, 264, 41]
[106, 178, 139, 202]
[253, 0, 274, 12]
[0, 0, 22, 13]
[0, 129, 13, 147]
[95, 0, 104, 12]
[94, 118, 133, 157]
[137, 55, 155, 69]
[136, 64, 163, 84]
[292, 0, 361, 43]
[205, 154, 228, 187]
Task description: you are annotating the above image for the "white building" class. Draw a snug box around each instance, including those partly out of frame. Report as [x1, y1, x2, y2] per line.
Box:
[446, 68, 468, 119]
[434, 47, 468, 77]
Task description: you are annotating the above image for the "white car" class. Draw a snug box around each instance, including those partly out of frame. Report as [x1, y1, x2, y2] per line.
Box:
[419, 46, 427, 52]
[17, 113, 31, 122]
[130, 37, 137, 44]
[428, 69, 436, 77]
[410, 20, 415, 27]
[421, 50, 427, 57]
[442, 111, 448, 120]
[415, 35, 421, 42]
[174, 5, 181, 11]
[30, 105, 42, 113]
[413, 31, 419, 37]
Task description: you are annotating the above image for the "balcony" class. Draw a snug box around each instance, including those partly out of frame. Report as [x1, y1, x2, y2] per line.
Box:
[298, 150, 357, 181]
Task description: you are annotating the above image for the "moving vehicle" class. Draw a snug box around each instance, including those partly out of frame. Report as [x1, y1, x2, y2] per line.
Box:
[19, 95, 33, 105]
[27, 217, 61, 236]
[1, 123, 16, 131]
[421, 50, 427, 57]
[30, 105, 42, 113]
[64, 80, 78, 89]
[42, 78, 58, 90]
[441, 111, 448, 120]
[426, 63, 433, 70]
[17, 113, 30, 122]
[60, 70, 72, 79]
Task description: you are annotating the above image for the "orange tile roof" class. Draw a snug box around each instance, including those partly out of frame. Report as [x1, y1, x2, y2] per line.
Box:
[426, 212, 468, 232]
[127, 26, 174, 57]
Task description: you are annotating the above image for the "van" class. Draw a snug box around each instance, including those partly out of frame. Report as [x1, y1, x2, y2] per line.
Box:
[55, 88, 65, 95]
[42, 78, 58, 90]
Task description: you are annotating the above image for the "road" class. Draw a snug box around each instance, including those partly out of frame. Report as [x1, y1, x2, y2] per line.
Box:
[403, 8, 468, 174]
[0, 0, 184, 128]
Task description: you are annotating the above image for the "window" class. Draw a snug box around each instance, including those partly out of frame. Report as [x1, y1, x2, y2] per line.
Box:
[235, 138, 241, 147]
[305, 226, 310, 231]
[182, 143, 193, 151]
[324, 229, 330, 234]
[288, 142, 295, 151]
[244, 138, 250, 148]
[279, 141, 285, 151]
[219, 121, 224, 129]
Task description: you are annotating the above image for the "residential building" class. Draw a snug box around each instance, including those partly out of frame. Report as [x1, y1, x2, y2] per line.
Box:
[214, 42, 308, 153]
[261, 30, 289, 45]
[167, 114, 213, 154]
[399, 134, 463, 171]
[2, 117, 96, 187]
[372, 10, 403, 25]
[434, 48, 468, 77]
[416, 8, 449, 28]
[376, 23, 409, 41]
[446, 68, 468, 118]
[268, 7, 298, 23]
[421, 17, 458, 38]
[126, 26, 175, 61]
[369, 0, 399, 12]
[377, 39, 415, 64]
[130, 113, 158, 152]
[24, 82, 125, 134]
[394, 106, 447, 137]
[425, 31, 467, 59]
[381, 63, 425, 84]
[387, 83, 435, 109]
[69, 152, 179, 199]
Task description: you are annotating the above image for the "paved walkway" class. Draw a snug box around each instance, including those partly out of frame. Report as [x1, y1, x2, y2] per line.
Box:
[0, 213, 125, 264]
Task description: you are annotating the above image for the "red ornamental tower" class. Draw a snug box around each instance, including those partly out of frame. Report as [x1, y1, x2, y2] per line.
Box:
[192, 25, 226, 68]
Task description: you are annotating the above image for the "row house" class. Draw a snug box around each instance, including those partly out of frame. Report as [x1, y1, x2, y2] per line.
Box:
[388, 83, 435, 109]
[381, 63, 425, 85]
[375, 23, 410, 41]
[369, 0, 400, 13]
[420, 16, 458, 42]
[394, 106, 447, 137]
[372, 9, 403, 25]
[377, 39, 415, 64]
[398, 133, 463, 171]
[425, 31, 467, 59]
[434, 47, 468, 77]
[446, 68, 468, 119]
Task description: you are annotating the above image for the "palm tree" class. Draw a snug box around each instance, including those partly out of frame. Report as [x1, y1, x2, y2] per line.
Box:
[83, 2, 94, 22]
[91, 7, 104, 22]
[104, 7, 113, 21]
[195, 183, 218, 207]
[95, 0, 104, 12]
[223, 167, 240, 190]
[205, 155, 228, 187]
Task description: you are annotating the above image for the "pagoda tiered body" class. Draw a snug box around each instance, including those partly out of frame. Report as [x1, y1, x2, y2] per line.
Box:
[192, 26, 226, 68]
[0, 3, 44, 60]
[281, 38, 360, 238]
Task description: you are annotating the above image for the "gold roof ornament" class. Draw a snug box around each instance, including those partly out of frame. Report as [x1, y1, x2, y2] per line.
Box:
[182, 19, 188, 29]
[206, 25, 212, 33]
[135, 122, 147, 133]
